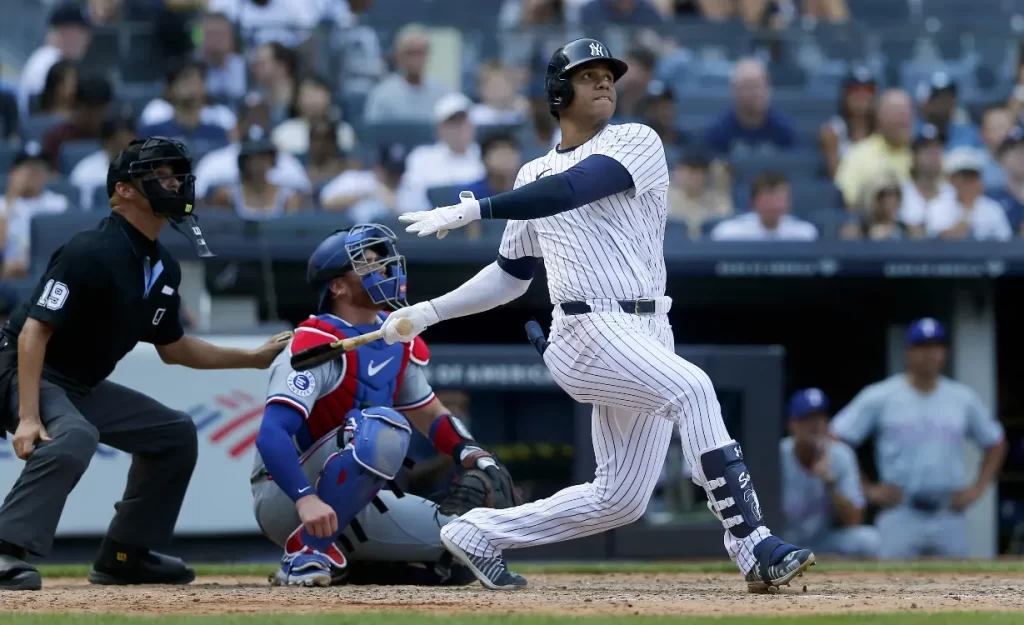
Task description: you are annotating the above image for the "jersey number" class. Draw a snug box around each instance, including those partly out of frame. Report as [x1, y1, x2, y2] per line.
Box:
[152, 308, 166, 326]
[37, 280, 69, 311]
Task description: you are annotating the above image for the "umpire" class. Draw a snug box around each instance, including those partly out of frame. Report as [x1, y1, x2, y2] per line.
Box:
[0, 137, 291, 591]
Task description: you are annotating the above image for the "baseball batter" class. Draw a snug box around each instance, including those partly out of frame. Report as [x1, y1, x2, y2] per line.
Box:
[251, 225, 519, 587]
[380, 39, 815, 591]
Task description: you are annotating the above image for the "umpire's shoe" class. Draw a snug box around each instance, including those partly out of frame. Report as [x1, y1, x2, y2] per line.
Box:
[88, 538, 195, 585]
[745, 535, 816, 593]
[0, 542, 41, 591]
[440, 531, 526, 591]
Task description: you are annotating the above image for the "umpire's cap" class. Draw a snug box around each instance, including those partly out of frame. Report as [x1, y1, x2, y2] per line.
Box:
[787, 388, 830, 420]
[905, 318, 946, 346]
[546, 38, 628, 119]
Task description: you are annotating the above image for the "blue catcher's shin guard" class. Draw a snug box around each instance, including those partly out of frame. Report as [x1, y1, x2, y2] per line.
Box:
[699, 443, 764, 538]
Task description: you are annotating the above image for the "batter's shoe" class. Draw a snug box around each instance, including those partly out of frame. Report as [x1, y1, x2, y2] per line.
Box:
[440, 532, 526, 590]
[88, 539, 195, 585]
[745, 536, 816, 593]
[270, 547, 346, 587]
[0, 543, 41, 591]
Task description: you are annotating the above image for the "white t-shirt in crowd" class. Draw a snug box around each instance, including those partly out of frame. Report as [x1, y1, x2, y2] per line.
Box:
[68, 149, 111, 210]
[923, 193, 1013, 241]
[18, 45, 61, 114]
[710, 212, 819, 241]
[398, 142, 485, 213]
[193, 143, 311, 198]
[0, 191, 70, 264]
[319, 169, 394, 223]
[139, 99, 238, 132]
[899, 180, 955, 227]
[206, 0, 324, 47]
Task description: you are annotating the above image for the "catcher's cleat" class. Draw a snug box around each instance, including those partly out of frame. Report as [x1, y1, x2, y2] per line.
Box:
[745, 536, 816, 593]
[270, 546, 346, 587]
[440, 530, 526, 591]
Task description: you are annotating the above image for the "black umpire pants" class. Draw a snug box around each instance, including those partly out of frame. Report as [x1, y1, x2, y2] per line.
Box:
[0, 341, 198, 557]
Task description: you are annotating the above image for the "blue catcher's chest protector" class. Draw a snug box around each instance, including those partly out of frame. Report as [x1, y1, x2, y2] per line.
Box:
[315, 314, 409, 411]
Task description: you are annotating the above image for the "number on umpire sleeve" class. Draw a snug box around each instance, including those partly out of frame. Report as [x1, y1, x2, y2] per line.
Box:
[37, 280, 70, 311]
[152, 308, 166, 325]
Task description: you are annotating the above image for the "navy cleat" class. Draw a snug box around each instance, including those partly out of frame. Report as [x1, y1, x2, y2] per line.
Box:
[440, 533, 527, 590]
[270, 547, 346, 587]
[745, 536, 816, 593]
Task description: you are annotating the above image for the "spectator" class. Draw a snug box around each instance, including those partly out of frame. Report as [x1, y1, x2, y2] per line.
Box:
[209, 126, 303, 219]
[69, 115, 136, 211]
[988, 126, 1024, 236]
[498, 0, 568, 70]
[250, 41, 299, 125]
[979, 105, 1013, 191]
[469, 61, 528, 128]
[42, 75, 113, 168]
[194, 93, 310, 200]
[272, 75, 357, 156]
[820, 67, 876, 179]
[581, 0, 665, 24]
[206, 0, 323, 48]
[138, 61, 237, 134]
[899, 124, 951, 239]
[327, 0, 385, 97]
[637, 81, 684, 159]
[398, 93, 485, 212]
[840, 170, 910, 241]
[667, 150, 732, 238]
[305, 119, 350, 191]
[831, 318, 1008, 560]
[835, 89, 913, 208]
[0, 143, 69, 278]
[363, 24, 450, 124]
[614, 47, 658, 119]
[915, 72, 982, 151]
[524, 74, 560, 151]
[710, 171, 817, 240]
[138, 61, 230, 146]
[35, 60, 79, 118]
[925, 147, 1012, 241]
[19, 2, 92, 115]
[197, 12, 247, 102]
[320, 142, 408, 222]
[781, 388, 879, 558]
[704, 58, 796, 157]
[462, 134, 522, 200]
[87, 0, 123, 25]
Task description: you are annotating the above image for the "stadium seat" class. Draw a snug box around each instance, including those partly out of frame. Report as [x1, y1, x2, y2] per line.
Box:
[45, 179, 81, 206]
[701, 215, 729, 237]
[730, 151, 826, 182]
[0, 143, 17, 173]
[358, 122, 436, 148]
[30, 212, 102, 265]
[427, 185, 461, 208]
[19, 115, 63, 143]
[808, 208, 857, 240]
[58, 140, 102, 176]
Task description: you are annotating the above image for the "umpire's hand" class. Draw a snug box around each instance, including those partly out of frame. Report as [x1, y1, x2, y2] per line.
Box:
[13, 417, 51, 460]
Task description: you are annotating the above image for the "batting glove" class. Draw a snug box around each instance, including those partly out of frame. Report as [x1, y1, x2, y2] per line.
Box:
[399, 191, 481, 239]
[381, 301, 440, 344]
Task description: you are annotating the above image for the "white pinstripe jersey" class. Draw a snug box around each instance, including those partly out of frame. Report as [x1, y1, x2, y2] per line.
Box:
[498, 123, 669, 303]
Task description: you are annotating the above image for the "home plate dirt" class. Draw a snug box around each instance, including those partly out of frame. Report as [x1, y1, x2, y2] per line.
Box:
[3, 572, 1024, 616]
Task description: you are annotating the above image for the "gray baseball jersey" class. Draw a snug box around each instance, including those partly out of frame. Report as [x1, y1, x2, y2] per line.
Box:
[780, 437, 863, 545]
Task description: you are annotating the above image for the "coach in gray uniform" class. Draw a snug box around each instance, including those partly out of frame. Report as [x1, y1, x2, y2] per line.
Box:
[0, 137, 289, 591]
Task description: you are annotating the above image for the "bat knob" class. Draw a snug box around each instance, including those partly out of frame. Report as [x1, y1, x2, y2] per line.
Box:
[395, 317, 414, 336]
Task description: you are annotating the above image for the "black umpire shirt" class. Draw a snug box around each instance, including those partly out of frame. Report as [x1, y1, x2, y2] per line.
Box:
[3, 211, 185, 389]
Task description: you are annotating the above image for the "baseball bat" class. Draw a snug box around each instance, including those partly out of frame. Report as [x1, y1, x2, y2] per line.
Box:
[290, 318, 414, 371]
[525, 319, 549, 356]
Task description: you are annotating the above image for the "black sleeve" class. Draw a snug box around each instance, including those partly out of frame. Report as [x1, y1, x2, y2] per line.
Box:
[27, 240, 101, 331]
[145, 261, 185, 346]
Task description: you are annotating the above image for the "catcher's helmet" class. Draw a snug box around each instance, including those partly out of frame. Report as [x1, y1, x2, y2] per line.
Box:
[546, 38, 628, 119]
[107, 136, 212, 257]
[307, 223, 408, 313]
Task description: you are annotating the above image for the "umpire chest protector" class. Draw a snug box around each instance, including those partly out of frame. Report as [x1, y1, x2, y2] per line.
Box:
[545, 37, 628, 118]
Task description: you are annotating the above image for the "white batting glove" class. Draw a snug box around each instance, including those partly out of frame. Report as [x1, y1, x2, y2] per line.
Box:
[381, 301, 440, 344]
[399, 191, 481, 239]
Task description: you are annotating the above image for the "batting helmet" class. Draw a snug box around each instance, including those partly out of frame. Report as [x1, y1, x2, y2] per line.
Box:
[546, 38, 628, 119]
[307, 223, 408, 313]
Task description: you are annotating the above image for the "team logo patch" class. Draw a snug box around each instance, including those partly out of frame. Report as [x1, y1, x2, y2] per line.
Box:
[286, 371, 316, 397]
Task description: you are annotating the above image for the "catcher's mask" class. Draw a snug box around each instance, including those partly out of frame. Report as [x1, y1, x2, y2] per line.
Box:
[107, 136, 212, 258]
[307, 223, 408, 312]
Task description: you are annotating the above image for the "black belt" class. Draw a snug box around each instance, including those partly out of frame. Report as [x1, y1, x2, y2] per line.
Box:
[560, 299, 657, 316]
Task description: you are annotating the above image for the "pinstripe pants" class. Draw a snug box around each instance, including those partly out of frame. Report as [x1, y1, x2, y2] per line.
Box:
[443, 309, 770, 574]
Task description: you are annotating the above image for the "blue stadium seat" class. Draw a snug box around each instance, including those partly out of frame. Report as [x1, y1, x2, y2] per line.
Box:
[58, 140, 102, 176]
[730, 151, 826, 182]
[91, 185, 109, 209]
[701, 215, 729, 237]
[790, 181, 845, 217]
[30, 212, 102, 265]
[358, 122, 436, 148]
[19, 115, 63, 143]
[45, 179, 81, 207]
[0, 143, 17, 173]
[808, 208, 857, 240]
[427, 185, 461, 208]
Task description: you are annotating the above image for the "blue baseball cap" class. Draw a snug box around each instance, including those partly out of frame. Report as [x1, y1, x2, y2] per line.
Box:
[788, 388, 830, 420]
[906, 317, 946, 346]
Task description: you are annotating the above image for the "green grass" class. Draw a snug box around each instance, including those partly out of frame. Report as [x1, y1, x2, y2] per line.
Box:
[0, 614, 1021, 625]
[33, 559, 1024, 578]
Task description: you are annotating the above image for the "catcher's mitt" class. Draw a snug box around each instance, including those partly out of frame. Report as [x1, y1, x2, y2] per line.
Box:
[438, 464, 521, 517]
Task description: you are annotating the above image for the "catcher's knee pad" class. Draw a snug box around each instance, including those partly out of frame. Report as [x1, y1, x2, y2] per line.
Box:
[353, 407, 412, 481]
[315, 447, 389, 533]
[699, 442, 764, 538]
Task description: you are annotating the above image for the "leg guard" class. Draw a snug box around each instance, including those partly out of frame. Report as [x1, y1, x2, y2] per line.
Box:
[352, 407, 413, 480]
[699, 443, 764, 538]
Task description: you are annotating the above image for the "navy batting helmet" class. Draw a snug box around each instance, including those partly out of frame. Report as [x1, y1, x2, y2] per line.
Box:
[307, 223, 408, 313]
[546, 38, 628, 119]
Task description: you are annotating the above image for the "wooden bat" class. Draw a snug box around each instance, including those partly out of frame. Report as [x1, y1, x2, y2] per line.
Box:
[290, 318, 414, 371]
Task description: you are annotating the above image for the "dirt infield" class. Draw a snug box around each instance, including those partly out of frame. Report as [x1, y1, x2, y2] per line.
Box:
[3, 571, 1023, 617]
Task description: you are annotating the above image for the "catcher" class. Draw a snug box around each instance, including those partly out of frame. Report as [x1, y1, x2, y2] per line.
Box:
[251, 224, 519, 587]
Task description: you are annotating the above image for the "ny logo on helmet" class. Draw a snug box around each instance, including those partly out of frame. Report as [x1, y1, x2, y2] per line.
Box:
[589, 42, 604, 57]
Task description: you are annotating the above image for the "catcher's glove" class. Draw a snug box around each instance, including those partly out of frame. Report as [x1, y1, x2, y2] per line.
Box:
[438, 456, 521, 517]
